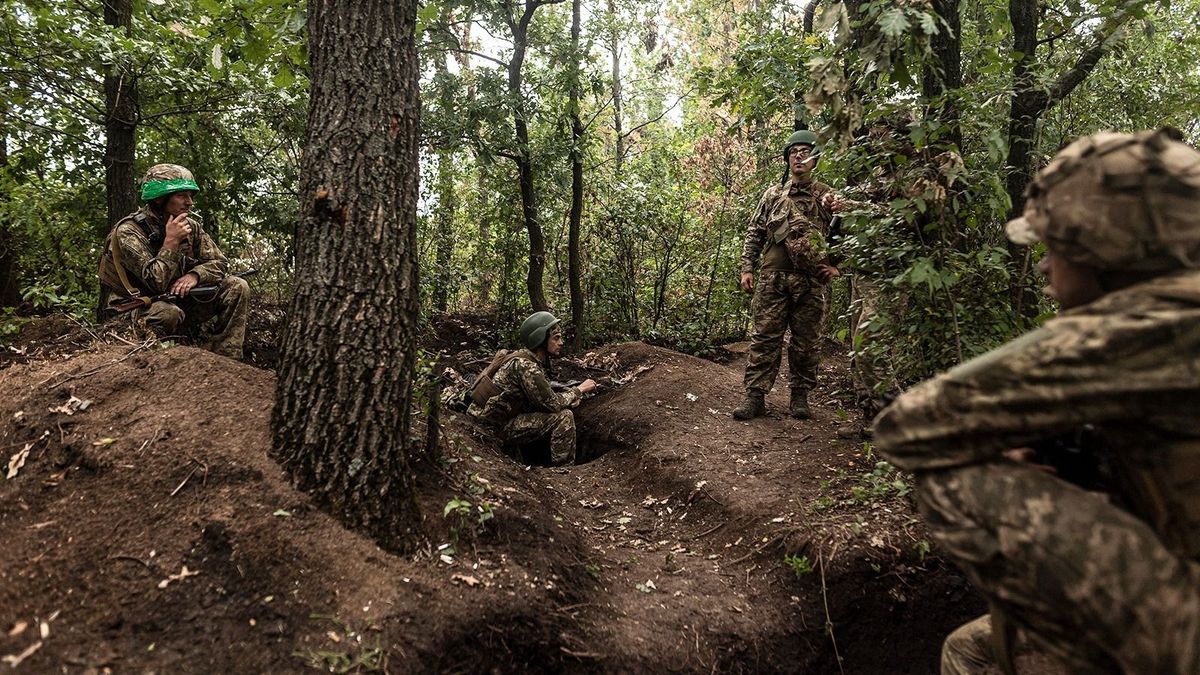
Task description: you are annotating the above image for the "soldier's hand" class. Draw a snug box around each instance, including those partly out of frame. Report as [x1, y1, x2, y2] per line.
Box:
[822, 192, 847, 213]
[816, 265, 840, 283]
[164, 213, 192, 248]
[578, 379, 598, 395]
[1003, 447, 1057, 474]
[740, 272, 754, 293]
[170, 272, 200, 297]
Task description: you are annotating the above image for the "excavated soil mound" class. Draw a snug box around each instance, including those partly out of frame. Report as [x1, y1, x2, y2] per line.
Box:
[0, 335, 991, 673]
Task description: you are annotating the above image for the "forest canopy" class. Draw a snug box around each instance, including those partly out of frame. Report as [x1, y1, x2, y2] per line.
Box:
[2, 0, 1198, 391]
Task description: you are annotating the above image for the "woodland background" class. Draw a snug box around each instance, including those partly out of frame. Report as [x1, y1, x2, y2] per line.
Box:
[1, 0, 1198, 394]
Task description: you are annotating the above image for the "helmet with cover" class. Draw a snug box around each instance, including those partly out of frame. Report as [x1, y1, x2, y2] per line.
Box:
[782, 130, 821, 164]
[140, 164, 201, 202]
[1006, 128, 1200, 273]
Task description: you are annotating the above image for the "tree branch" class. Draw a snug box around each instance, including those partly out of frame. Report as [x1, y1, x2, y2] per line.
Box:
[1045, 18, 1131, 107]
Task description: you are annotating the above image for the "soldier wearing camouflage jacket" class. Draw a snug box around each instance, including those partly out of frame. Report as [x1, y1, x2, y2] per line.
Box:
[98, 164, 248, 359]
[874, 129, 1200, 674]
[734, 130, 846, 420]
[469, 312, 596, 465]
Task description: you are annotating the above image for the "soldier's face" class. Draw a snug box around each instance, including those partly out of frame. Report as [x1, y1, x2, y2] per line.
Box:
[546, 331, 564, 356]
[164, 191, 195, 217]
[1038, 251, 1104, 309]
[788, 145, 815, 176]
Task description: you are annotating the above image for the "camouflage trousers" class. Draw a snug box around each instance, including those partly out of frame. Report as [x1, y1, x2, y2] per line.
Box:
[501, 409, 577, 466]
[918, 462, 1200, 674]
[743, 270, 825, 395]
[142, 276, 249, 359]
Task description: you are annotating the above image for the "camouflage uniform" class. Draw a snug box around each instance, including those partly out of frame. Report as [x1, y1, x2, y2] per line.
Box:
[468, 350, 583, 465]
[98, 205, 249, 359]
[740, 177, 835, 396]
[874, 129, 1200, 674]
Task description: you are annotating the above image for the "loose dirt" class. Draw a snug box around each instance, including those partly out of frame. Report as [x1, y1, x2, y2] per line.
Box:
[0, 316, 1007, 673]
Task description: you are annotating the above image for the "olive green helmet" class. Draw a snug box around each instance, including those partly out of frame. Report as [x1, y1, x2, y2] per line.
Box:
[519, 311, 561, 350]
[782, 130, 820, 162]
[140, 163, 200, 202]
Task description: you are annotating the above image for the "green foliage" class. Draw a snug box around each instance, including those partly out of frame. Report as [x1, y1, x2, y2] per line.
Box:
[783, 554, 814, 577]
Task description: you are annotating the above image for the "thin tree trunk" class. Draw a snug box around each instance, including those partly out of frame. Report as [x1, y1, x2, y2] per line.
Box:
[608, 0, 624, 177]
[0, 120, 18, 308]
[567, 0, 585, 348]
[508, 9, 548, 311]
[272, 0, 421, 553]
[922, 0, 962, 149]
[433, 38, 456, 313]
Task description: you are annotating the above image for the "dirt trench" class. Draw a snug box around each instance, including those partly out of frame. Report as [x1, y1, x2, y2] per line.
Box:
[0, 325, 985, 673]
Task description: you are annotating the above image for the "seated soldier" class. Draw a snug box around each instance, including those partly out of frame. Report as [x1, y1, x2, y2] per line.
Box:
[874, 129, 1200, 673]
[98, 164, 249, 359]
[468, 311, 596, 465]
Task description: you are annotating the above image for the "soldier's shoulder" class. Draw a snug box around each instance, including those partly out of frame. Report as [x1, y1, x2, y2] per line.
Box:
[761, 182, 786, 199]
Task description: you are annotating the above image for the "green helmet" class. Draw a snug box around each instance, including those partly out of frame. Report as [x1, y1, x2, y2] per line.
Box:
[519, 311, 561, 350]
[140, 163, 200, 202]
[782, 130, 820, 161]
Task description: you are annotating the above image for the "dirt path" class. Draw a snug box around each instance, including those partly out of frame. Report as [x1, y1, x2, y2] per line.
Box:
[0, 327, 984, 673]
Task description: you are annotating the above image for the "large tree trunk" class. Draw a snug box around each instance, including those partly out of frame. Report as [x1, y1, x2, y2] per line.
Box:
[100, 0, 137, 319]
[272, 0, 422, 553]
[922, 0, 962, 149]
[508, 16, 548, 311]
[567, 0, 585, 348]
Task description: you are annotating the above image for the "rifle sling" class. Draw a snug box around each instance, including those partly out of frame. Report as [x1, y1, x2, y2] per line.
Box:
[108, 228, 149, 308]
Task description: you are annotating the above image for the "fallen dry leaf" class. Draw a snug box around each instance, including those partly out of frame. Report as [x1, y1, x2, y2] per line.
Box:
[6, 620, 27, 637]
[450, 573, 481, 587]
[6, 443, 32, 480]
[48, 396, 90, 416]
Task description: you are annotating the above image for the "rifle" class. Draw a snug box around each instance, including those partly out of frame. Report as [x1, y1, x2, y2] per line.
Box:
[109, 269, 258, 314]
[551, 378, 608, 397]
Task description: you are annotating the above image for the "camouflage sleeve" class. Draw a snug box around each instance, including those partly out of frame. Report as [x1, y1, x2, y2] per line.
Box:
[514, 358, 581, 412]
[113, 222, 184, 295]
[872, 301, 1200, 471]
[740, 189, 772, 274]
[188, 219, 229, 285]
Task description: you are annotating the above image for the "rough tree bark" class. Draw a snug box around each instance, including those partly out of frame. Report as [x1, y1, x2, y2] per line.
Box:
[505, 0, 564, 313]
[567, 0, 585, 348]
[272, 0, 421, 552]
[1004, 0, 1133, 312]
[100, 0, 137, 318]
[922, 0, 962, 149]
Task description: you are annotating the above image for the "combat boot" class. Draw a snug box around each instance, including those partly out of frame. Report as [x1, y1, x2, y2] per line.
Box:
[789, 389, 811, 420]
[732, 391, 766, 420]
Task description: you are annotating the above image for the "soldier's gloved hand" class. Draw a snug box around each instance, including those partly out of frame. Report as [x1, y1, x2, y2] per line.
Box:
[578, 379, 597, 395]
[164, 213, 193, 249]
[170, 272, 200, 297]
[739, 272, 754, 293]
[821, 192, 847, 213]
[816, 265, 840, 283]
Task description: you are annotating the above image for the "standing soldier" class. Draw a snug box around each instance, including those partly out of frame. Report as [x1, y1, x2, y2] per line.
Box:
[469, 312, 597, 465]
[98, 164, 249, 359]
[874, 129, 1200, 673]
[734, 130, 846, 420]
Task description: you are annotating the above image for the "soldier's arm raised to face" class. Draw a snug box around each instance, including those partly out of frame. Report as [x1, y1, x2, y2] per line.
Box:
[516, 359, 582, 412]
[188, 218, 231, 284]
[872, 296, 1200, 471]
[115, 222, 184, 295]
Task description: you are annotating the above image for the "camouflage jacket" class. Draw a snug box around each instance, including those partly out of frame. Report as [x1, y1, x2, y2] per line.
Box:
[874, 270, 1200, 557]
[469, 352, 583, 428]
[98, 206, 228, 297]
[740, 178, 834, 274]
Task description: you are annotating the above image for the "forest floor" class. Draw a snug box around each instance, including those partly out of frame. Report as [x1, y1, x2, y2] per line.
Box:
[0, 310, 1061, 673]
